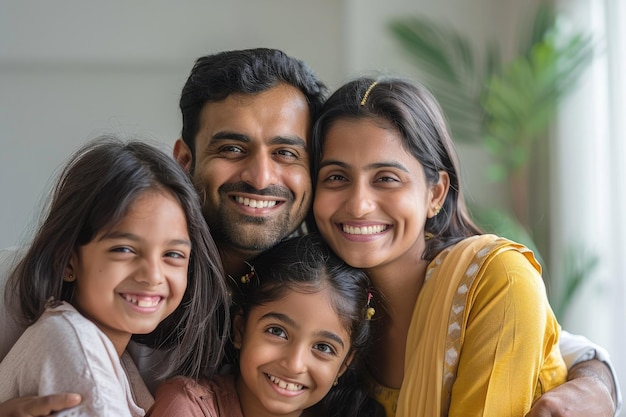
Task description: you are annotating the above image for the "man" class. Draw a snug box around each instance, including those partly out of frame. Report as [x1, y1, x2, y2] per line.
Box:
[0, 48, 619, 417]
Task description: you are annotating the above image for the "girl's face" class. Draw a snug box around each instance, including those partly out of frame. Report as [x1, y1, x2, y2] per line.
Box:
[68, 190, 190, 355]
[314, 118, 445, 271]
[233, 286, 352, 417]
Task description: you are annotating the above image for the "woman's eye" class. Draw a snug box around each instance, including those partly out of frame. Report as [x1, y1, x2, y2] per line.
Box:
[325, 174, 347, 182]
[376, 175, 399, 183]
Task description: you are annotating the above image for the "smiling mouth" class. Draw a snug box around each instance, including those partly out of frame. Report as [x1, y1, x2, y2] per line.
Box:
[266, 374, 305, 391]
[234, 196, 279, 208]
[121, 294, 161, 308]
[342, 224, 389, 235]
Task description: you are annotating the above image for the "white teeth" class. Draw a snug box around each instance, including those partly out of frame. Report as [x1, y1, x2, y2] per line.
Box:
[268, 374, 303, 391]
[235, 196, 278, 208]
[123, 294, 159, 307]
[342, 224, 388, 235]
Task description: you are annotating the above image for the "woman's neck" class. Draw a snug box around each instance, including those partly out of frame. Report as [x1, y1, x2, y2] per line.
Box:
[365, 256, 429, 389]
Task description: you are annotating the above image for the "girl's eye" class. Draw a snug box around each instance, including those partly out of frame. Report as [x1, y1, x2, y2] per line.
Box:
[313, 342, 336, 355]
[111, 246, 133, 254]
[266, 326, 287, 339]
[165, 251, 186, 259]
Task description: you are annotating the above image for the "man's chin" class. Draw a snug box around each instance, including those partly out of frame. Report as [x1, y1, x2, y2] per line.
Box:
[220, 229, 288, 253]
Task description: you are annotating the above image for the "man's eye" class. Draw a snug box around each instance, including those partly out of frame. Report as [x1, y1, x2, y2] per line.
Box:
[220, 145, 244, 154]
[275, 149, 297, 159]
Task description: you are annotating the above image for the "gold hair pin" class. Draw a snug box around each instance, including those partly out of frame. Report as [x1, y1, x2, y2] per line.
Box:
[360, 81, 378, 106]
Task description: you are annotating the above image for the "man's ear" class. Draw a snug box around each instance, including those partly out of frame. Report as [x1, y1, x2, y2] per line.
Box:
[232, 309, 245, 349]
[173, 138, 193, 172]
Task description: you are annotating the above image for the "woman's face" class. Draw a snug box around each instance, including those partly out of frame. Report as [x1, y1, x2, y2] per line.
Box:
[314, 117, 442, 271]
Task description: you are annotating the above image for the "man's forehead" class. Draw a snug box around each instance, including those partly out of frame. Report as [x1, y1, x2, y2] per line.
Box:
[197, 88, 311, 145]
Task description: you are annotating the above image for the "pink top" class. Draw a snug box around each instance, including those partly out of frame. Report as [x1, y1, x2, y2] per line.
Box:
[148, 374, 243, 417]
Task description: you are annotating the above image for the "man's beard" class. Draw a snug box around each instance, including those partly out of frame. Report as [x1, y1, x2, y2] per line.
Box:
[196, 181, 310, 252]
[206, 205, 295, 252]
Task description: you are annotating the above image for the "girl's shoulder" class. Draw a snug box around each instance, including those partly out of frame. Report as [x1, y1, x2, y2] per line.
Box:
[33, 301, 101, 336]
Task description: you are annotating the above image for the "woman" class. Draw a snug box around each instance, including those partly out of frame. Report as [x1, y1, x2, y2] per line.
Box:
[311, 77, 566, 416]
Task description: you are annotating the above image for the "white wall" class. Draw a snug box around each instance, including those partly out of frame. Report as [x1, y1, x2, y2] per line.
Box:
[0, 0, 344, 248]
[1, 0, 521, 248]
[553, 0, 626, 409]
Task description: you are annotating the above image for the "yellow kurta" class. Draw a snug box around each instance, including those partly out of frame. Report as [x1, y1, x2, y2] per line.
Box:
[371, 234, 567, 417]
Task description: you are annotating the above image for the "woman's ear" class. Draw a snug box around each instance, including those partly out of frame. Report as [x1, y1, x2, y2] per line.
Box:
[428, 171, 450, 218]
[232, 309, 245, 349]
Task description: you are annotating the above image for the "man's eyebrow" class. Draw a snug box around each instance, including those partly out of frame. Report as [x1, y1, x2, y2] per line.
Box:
[268, 135, 307, 148]
[211, 131, 249, 142]
[211, 132, 307, 148]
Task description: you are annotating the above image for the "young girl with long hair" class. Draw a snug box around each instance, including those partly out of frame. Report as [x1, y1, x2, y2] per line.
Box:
[0, 137, 229, 416]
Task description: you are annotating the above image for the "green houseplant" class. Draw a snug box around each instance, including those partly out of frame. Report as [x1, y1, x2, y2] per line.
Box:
[388, 5, 596, 318]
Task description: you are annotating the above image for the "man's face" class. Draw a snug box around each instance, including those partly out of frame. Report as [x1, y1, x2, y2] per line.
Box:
[174, 84, 312, 256]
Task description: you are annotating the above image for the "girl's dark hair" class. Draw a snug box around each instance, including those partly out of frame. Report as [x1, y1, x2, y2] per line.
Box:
[231, 233, 381, 417]
[6, 136, 229, 380]
[312, 77, 482, 260]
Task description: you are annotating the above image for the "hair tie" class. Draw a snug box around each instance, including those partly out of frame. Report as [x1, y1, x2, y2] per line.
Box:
[366, 291, 376, 320]
[239, 262, 255, 284]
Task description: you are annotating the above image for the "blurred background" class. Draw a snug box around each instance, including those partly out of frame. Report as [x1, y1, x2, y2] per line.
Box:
[1, 0, 624, 410]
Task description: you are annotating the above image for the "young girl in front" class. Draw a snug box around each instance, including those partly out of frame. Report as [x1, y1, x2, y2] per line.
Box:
[312, 77, 568, 416]
[148, 233, 381, 417]
[0, 137, 229, 416]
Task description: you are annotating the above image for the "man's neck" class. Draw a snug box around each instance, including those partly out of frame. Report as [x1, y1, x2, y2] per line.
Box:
[218, 244, 262, 278]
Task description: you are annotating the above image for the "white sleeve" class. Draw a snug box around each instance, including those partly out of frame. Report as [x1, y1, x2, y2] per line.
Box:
[0, 306, 144, 416]
[560, 330, 622, 415]
[0, 247, 28, 362]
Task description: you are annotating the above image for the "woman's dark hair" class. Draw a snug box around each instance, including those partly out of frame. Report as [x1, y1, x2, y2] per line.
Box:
[311, 76, 482, 260]
[6, 136, 229, 380]
[231, 232, 381, 417]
